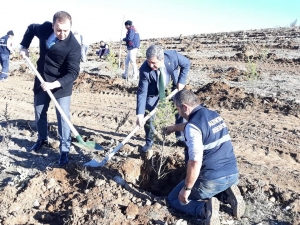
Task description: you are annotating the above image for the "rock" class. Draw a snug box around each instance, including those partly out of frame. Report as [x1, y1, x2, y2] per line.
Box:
[50, 141, 60, 149]
[33, 199, 40, 207]
[46, 178, 56, 189]
[95, 179, 106, 187]
[145, 199, 152, 206]
[282, 192, 291, 202]
[54, 187, 60, 193]
[22, 130, 31, 136]
[290, 199, 300, 213]
[175, 219, 188, 225]
[125, 202, 139, 219]
[269, 197, 276, 202]
[137, 202, 143, 207]
[121, 144, 132, 154]
[131, 197, 137, 203]
[153, 202, 162, 209]
[121, 158, 143, 184]
[41, 185, 47, 192]
[262, 184, 270, 192]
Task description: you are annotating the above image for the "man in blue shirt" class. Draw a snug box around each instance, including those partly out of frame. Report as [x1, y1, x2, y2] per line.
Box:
[165, 90, 245, 225]
[122, 20, 140, 80]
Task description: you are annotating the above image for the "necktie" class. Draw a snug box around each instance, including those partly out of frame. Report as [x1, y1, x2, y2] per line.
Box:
[158, 67, 166, 100]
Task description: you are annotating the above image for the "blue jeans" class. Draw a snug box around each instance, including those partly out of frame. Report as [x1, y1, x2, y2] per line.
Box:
[34, 89, 71, 153]
[167, 173, 239, 217]
[0, 53, 10, 79]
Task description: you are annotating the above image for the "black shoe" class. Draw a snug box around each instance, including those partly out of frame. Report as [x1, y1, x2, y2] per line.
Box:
[29, 139, 48, 151]
[58, 152, 69, 167]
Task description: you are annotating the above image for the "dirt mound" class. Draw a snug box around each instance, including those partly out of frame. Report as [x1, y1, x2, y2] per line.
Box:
[195, 81, 300, 117]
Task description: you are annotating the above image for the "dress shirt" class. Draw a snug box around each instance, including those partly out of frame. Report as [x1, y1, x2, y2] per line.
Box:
[184, 123, 204, 162]
[46, 33, 59, 49]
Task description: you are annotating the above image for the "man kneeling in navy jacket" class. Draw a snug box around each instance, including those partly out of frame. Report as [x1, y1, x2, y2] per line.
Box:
[165, 90, 245, 225]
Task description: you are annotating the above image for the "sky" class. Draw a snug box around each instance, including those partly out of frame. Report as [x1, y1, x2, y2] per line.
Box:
[1, 0, 299, 47]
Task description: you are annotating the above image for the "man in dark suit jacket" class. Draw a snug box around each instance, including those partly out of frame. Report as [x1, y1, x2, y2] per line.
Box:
[20, 11, 81, 166]
[136, 45, 190, 152]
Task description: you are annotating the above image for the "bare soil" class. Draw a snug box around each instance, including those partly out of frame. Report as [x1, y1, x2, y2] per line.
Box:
[0, 26, 300, 225]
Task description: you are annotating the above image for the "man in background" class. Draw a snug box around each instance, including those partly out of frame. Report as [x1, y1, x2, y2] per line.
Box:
[0, 30, 15, 81]
[74, 31, 89, 62]
[122, 20, 140, 80]
[98, 40, 110, 58]
[136, 45, 190, 152]
[20, 11, 81, 167]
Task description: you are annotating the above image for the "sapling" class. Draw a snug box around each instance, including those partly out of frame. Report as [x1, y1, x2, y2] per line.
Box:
[106, 43, 119, 76]
[149, 86, 177, 179]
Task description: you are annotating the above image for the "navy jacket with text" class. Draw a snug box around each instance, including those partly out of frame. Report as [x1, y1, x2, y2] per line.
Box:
[186, 105, 238, 180]
[136, 50, 190, 115]
[20, 21, 81, 98]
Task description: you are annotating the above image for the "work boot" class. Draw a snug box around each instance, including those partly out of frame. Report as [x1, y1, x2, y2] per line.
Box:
[225, 185, 245, 219]
[201, 197, 220, 225]
[29, 139, 48, 152]
[58, 152, 69, 167]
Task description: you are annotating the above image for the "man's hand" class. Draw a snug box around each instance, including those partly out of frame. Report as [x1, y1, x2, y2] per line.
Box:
[177, 83, 185, 91]
[164, 125, 176, 135]
[178, 188, 191, 204]
[41, 81, 61, 91]
[136, 114, 145, 127]
[20, 48, 29, 58]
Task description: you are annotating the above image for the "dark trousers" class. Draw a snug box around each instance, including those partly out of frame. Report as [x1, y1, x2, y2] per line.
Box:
[99, 48, 109, 57]
[34, 89, 71, 153]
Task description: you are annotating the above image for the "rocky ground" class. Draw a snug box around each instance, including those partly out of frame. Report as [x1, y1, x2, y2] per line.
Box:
[0, 26, 299, 225]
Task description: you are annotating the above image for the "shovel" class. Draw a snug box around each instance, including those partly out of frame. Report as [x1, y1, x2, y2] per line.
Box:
[83, 89, 178, 167]
[24, 56, 104, 151]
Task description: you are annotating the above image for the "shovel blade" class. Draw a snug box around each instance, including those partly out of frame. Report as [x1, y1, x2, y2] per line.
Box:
[72, 141, 105, 151]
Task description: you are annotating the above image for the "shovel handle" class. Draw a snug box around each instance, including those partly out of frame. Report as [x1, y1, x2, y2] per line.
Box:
[97, 89, 179, 166]
[24, 56, 80, 137]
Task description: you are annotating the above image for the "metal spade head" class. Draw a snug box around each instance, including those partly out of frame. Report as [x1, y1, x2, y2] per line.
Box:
[72, 141, 105, 151]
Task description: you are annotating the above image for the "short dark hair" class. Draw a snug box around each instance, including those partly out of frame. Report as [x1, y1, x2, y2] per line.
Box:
[146, 45, 164, 60]
[173, 90, 199, 108]
[7, 30, 14, 36]
[53, 11, 72, 25]
[125, 20, 132, 26]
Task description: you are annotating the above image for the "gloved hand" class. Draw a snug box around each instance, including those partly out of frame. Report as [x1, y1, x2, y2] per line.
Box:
[136, 114, 145, 127]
